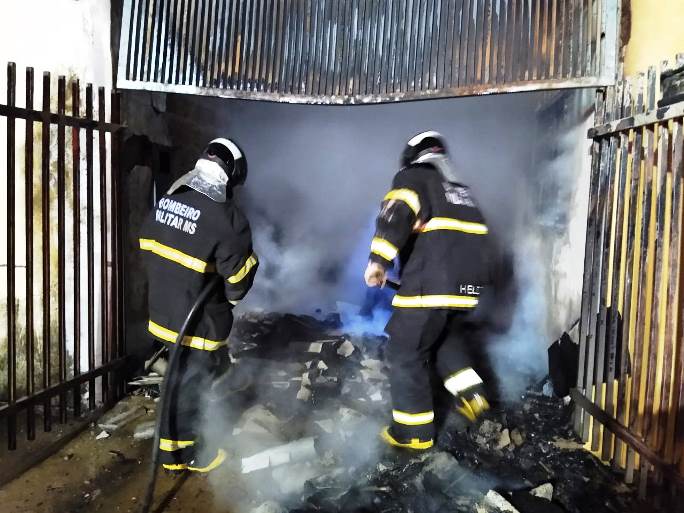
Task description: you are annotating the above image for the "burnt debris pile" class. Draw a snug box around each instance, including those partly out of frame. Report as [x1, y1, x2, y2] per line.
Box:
[132, 313, 650, 513]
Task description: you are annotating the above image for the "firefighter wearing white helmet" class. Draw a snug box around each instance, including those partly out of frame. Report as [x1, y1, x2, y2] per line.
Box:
[139, 138, 257, 472]
[365, 131, 494, 450]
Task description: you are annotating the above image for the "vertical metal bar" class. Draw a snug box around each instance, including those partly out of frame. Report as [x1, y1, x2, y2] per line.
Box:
[504, 0, 516, 83]
[495, 0, 507, 84]
[227, 0, 240, 88]
[71, 80, 82, 418]
[169, 0, 182, 84]
[628, 69, 657, 492]
[672, 117, 684, 477]
[98, 88, 109, 405]
[487, 0, 499, 86]
[660, 118, 683, 463]
[160, 0, 174, 83]
[458, 0, 471, 86]
[589, 90, 619, 451]
[517, 0, 529, 82]
[481, 0, 492, 84]
[305, 0, 317, 96]
[146, 0, 160, 82]
[555, 0, 565, 79]
[85, 84, 96, 412]
[540, 0, 551, 79]
[472, 0, 484, 84]
[642, 120, 670, 458]
[408, 0, 421, 91]
[575, 89, 605, 436]
[318, 0, 330, 96]
[6, 62, 17, 450]
[122, 0, 138, 81]
[57, 76, 67, 425]
[614, 81, 641, 472]
[529, 0, 540, 80]
[25, 67, 36, 440]
[41, 71, 52, 432]
[244, 0, 258, 90]
[582, 86, 614, 444]
[624, 74, 647, 483]
[602, 79, 629, 462]
[217, 0, 230, 88]
[467, 0, 478, 86]
[131, 0, 146, 82]
[377, 0, 390, 94]
[449, 0, 463, 88]
[547, 0, 557, 78]
[111, 91, 123, 399]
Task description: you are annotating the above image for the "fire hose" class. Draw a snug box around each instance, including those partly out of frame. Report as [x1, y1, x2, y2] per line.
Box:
[141, 275, 223, 513]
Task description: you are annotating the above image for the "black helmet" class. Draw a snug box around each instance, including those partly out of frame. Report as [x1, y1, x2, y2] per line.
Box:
[201, 138, 248, 186]
[401, 131, 448, 168]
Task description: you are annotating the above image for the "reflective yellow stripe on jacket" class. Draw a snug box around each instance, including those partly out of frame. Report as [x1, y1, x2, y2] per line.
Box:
[370, 237, 398, 261]
[392, 294, 479, 309]
[148, 320, 227, 351]
[383, 188, 421, 215]
[227, 253, 258, 284]
[419, 217, 488, 235]
[139, 238, 214, 273]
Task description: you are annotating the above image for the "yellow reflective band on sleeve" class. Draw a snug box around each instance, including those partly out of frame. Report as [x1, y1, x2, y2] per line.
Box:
[148, 320, 228, 351]
[383, 188, 421, 216]
[444, 367, 483, 396]
[392, 409, 435, 426]
[139, 238, 215, 273]
[370, 237, 398, 261]
[419, 217, 488, 235]
[392, 294, 479, 309]
[227, 254, 258, 284]
[160, 438, 195, 452]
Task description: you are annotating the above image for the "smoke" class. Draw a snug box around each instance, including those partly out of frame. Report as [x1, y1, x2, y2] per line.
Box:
[161, 88, 593, 508]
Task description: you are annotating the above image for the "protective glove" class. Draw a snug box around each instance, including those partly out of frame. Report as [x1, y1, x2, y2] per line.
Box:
[364, 261, 387, 287]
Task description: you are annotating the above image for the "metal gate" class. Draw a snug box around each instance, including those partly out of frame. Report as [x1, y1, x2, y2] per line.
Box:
[573, 56, 684, 501]
[117, 0, 619, 104]
[0, 62, 125, 477]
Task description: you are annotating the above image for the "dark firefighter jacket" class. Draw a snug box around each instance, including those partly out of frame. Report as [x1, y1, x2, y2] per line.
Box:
[139, 187, 258, 351]
[369, 164, 493, 310]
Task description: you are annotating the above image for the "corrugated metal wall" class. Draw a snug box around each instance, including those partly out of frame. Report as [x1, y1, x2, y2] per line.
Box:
[117, 0, 619, 104]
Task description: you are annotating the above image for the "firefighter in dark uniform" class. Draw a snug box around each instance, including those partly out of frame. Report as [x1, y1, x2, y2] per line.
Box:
[139, 138, 258, 472]
[365, 131, 492, 450]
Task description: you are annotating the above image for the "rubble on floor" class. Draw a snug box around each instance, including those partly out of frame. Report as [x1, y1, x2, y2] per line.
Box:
[130, 312, 652, 513]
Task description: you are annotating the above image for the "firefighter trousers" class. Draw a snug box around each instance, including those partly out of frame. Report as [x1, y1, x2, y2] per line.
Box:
[158, 343, 229, 470]
[385, 308, 482, 443]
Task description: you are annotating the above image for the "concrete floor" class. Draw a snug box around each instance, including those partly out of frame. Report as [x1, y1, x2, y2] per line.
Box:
[0, 397, 227, 513]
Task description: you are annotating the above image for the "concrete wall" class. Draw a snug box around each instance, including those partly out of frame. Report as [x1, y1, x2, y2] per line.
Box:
[623, 0, 684, 76]
[0, 1, 113, 396]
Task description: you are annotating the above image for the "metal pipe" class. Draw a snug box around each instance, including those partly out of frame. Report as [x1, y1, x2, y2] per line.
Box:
[6, 62, 17, 450]
[85, 84, 96, 411]
[57, 76, 67, 424]
[41, 71, 52, 433]
[72, 79, 82, 418]
[25, 66, 36, 440]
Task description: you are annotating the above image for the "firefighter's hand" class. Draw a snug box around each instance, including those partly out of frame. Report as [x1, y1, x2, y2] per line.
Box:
[364, 261, 387, 287]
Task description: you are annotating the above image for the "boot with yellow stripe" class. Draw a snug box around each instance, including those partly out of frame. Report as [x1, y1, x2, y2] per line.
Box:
[380, 426, 434, 451]
[455, 389, 490, 423]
